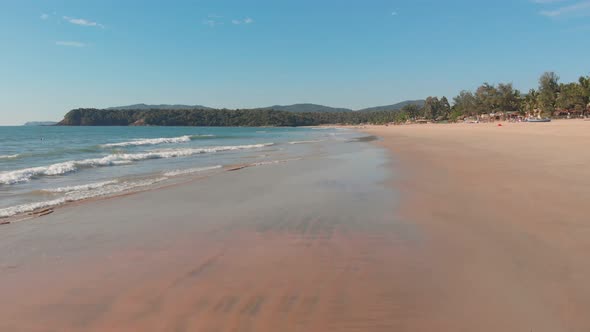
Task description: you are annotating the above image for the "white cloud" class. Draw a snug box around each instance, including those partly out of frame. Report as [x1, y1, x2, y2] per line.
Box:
[391, 11, 398, 16]
[40, 13, 49, 20]
[232, 17, 254, 25]
[63, 16, 104, 28]
[539, 1, 590, 17]
[55, 41, 86, 47]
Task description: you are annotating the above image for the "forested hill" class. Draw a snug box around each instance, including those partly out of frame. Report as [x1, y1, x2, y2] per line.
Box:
[106, 104, 213, 110]
[358, 100, 425, 112]
[261, 104, 353, 113]
[60, 71, 590, 126]
[107, 103, 353, 113]
[105, 102, 425, 113]
[58, 108, 404, 126]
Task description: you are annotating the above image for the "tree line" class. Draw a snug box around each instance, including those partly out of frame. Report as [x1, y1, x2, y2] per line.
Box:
[59, 71, 589, 126]
[397, 71, 590, 123]
[59, 108, 407, 126]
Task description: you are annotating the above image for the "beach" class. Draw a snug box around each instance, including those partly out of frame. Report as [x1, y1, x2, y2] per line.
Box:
[365, 119, 590, 331]
[1, 120, 590, 331]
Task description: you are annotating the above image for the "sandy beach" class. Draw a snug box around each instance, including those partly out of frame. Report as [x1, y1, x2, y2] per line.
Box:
[365, 119, 590, 331]
[1, 120, 590, 331]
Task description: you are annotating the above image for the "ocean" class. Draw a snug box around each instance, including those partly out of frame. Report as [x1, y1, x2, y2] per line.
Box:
[0, 126, 358, 218]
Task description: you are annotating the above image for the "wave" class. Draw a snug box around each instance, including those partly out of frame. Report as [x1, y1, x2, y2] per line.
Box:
[0, 143, 273, 185]
[164, 165, 223, 177]
[0, 154, 20, 160]
[288, 140, 325, 145]
[101, 135, 215, 148]
[42, 180, 119, 193]
[0, 178, 168, 218]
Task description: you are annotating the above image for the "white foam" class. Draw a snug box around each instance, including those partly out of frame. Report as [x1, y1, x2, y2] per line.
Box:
[251, 158, 302, 166]
[0, 197, 67, 218]
[0, 177, 168, 218]
[42, 180, 119, 193]
[0, 143, 273, 185]
[101, 135, 214, 148]
[164, 165, 223, 177]
[288, 140, 324, 145]
[0, 154, 20, 159]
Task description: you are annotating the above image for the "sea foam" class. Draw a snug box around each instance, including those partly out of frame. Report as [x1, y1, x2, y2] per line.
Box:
[101, 135, 214, 148]
[42, 180, 119, 193]
[0, 143, 273, 185]
[0, 177, 168, 218]
[288, 140, 325, 145]
[0, 154, 20, 159]
[164, 165, 223, 177]
[251, 158, 302, 166]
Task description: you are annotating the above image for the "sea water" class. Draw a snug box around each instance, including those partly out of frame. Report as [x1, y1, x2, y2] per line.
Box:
[0, 126, 358, 218]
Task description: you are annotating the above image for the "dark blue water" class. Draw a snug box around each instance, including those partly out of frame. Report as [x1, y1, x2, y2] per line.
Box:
[0, 126, 354, 217]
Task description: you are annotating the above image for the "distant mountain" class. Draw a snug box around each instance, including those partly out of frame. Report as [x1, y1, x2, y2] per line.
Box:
[106, 104, 213, 110]
[357, 100, 425, 112]
[102, 100, 425, 113]
[24, 121, 58, 126]
[263, 104, 353, 113]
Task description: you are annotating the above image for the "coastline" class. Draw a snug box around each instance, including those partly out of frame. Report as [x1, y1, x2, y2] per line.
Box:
[0, 137, 408, 331]
[0, 127, 346, 221]
[1, 121, 589, 331]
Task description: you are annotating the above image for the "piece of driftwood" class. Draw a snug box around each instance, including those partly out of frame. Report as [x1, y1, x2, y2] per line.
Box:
[28, 208, 54, 217]
[227, 165, 250, 172]
[38, 210, 54, 217]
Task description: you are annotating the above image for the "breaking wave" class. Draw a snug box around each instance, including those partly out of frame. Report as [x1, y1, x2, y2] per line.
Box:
[101, 135, 215, 148]
[0, 178, 168, 218]
[164, 165, 223, 177]
[42, 180, 120, 193]
[0, 154, 20, 160]
[0, 143, 273, 185]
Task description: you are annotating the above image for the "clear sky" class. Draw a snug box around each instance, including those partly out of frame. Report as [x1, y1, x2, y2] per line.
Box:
[1, 0, 589, 125]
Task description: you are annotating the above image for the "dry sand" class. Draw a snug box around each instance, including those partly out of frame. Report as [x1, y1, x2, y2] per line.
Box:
[365, 119, 590, 331]
[1, 120, 589, 332]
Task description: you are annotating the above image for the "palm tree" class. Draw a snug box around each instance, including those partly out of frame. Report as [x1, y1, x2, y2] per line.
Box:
[579, 76, 590, 116]
[522, 89, 539, 117]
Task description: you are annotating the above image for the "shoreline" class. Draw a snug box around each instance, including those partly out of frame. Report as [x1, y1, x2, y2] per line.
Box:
[0, 127, 372, 223]
[1, 121, 589, 330]
[0, 157, 306, 224]
[0, 138, 405, 332]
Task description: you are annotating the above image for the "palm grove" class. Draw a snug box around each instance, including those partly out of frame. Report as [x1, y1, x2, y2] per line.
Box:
[399, 71, 590, 123]
[60, 72, 590, 127]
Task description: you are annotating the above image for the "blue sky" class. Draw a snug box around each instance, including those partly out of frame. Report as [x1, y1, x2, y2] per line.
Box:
[1, 0, 589, 125]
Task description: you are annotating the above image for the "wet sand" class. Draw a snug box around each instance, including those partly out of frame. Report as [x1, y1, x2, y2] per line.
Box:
[366, 120, 590, 332]
[2, 120, 590, 331]
[0, 141, 422, 332]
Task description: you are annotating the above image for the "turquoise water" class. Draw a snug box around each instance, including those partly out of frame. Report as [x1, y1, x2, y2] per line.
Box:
[0, 126, 355, 217]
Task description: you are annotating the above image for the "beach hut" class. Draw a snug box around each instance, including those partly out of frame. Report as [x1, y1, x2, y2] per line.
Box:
[554, 109, 584, 119]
